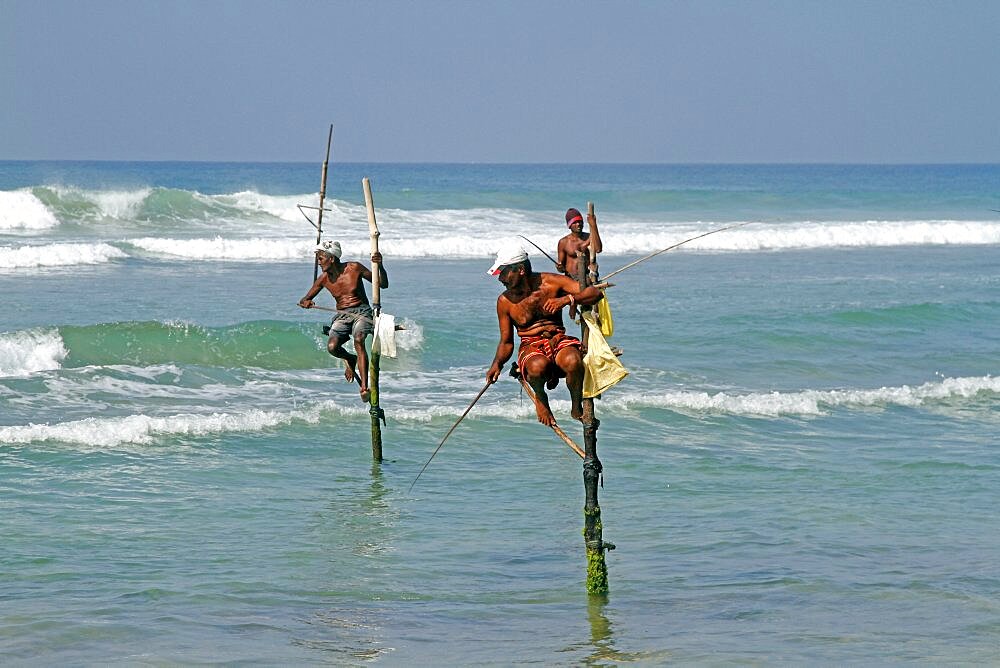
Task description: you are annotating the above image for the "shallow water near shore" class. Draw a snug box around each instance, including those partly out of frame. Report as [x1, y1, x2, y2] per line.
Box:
[2, 162, 999, 663]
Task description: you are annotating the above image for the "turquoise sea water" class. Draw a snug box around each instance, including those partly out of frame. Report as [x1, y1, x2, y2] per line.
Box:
[2, 162, 999, 663]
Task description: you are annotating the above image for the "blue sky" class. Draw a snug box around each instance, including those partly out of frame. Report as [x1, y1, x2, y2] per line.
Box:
[3, 0, 998, 162]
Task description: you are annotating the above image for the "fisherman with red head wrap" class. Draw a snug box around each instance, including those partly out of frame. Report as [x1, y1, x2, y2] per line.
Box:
[556, 206, 603, 283]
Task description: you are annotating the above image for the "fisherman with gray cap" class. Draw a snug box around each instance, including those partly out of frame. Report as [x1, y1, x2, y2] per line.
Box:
[299, 240, 388, 402]
[485, 239, 604, 426]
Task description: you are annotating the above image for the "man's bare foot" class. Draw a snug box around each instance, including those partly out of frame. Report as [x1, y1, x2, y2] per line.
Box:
[360, 387, 371, 402]
[343, 353, 358, 383]
[534, 397, 556, 426]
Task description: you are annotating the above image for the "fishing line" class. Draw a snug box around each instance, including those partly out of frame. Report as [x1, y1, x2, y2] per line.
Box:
[603, 221, 751, 280]
[409, 381, 492, 492]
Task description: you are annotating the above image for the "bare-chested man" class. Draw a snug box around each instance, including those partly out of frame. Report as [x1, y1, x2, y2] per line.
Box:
[298, 240, 388, 402]
[556, 207, 602, 282]
[486, 241, 603, 426]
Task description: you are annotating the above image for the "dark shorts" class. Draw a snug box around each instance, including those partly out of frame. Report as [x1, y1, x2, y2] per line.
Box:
[329, 305, 374, 340]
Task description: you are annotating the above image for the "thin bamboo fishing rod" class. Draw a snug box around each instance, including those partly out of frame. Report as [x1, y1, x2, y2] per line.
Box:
[312, 125, 334, 281]
[517, 235, 559, 266]
[516, 377, 585, 458]
[516, 236, 614, 291]
[409, 381, 492, 492]
[301, 304, 339, 313]
[603, 221, 751, 281]
[298, 303, 407, 330]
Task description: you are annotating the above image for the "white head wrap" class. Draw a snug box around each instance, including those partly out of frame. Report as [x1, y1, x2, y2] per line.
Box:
[486, 239, 528, 276]
[315, 240, 342, 259]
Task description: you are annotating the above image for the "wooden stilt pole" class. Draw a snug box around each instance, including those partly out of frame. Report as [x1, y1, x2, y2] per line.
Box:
[580, 201, 612, 594]
[362, 177, 384, 462]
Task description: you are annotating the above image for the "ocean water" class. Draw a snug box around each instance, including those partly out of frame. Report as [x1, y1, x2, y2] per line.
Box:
[2, 161, 999, 664]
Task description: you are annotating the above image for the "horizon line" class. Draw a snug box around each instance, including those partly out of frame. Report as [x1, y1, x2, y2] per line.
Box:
[3, 159, 1000, 167]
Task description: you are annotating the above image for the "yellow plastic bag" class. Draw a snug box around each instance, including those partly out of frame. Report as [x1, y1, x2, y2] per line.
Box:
[596, 290, 614, 337]
[582, 312, 628, 398]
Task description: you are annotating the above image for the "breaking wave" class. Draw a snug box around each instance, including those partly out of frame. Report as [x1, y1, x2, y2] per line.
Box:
[0, 190, 60, 231]
[7, 181, 1000, 257]
[110, 218, 1000, 262]
[0, 329, 68, 377]
[4, 375, 997, 447]
[125, 236, 308, 260]
[0, 400, 362, 448]
[604, 375, 1000, 416]
[0, 242, 127, 269]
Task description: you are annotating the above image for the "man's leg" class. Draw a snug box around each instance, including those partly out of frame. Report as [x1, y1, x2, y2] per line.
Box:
[555, 346, 585, 421]
[353, 331, 370, 402]
[523, 355, 557, 426]
[327, 333, 359, 384]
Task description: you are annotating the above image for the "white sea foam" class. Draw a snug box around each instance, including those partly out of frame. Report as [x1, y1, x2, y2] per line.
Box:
[215, 191, 332, 223]
[606, 220, 1000, 254]
[55, 374, 291, 402]
[126, 236, 309, 260]
[117, 218, 1000, 262]
[0, 242, 127, 269]
[123, 235, 498, 261]
[0, 190, 60, 231]
[288, 215, 1000, 255]
[83, 187, 151, 220]
[4, 374, 995, 446]
[0, 329, 67, 377]
[0, 399, 362, 447]
[386, 318, 424, 351]
[604, 375, 1000, 416]
[336, 374, 1000, 422]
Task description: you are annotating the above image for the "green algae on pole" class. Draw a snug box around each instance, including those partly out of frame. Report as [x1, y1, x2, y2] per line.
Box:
[579, 201, 614, 594]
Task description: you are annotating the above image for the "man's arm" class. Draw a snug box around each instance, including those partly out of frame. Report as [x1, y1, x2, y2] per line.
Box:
[587, 210, 602, 255]
[359, 253, 390, 289]
[541, 274, 603, 314]
[298, 275, 326, 308]
[487, 297, 515, 383]
[555, 237, 569, 275]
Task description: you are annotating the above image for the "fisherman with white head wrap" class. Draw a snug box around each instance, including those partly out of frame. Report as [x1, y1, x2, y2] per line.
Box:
[485, 239, 604, 427]
[299, 240, 388, 402]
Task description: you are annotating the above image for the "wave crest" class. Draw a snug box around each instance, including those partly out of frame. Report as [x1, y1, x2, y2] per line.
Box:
[0, 190, 60, 231]
[0, 329, 68, 377]
[0, 399, 358, 448]
[607, 375, 1000, 416]
[0, 243, 127, 269]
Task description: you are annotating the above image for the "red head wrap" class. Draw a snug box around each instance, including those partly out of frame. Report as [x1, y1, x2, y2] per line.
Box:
[565, 207, 583, 228]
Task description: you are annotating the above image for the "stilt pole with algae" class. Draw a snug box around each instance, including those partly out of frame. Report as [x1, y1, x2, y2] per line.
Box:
[579, 201, 614, 594]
